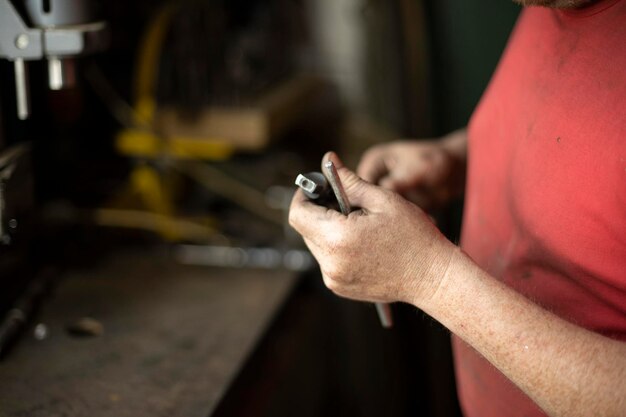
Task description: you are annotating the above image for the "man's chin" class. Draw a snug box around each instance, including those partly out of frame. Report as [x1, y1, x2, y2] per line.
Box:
[512, 0, 595, 8]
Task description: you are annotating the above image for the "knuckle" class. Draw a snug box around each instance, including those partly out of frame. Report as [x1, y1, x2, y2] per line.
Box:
[322, 266, 346, 291]
[323, 260, 344, 282]
[323, 275, 340, 293]
[342, 171, 362, 192]
[361, 146, 384, 165]
[287, 208, 299, 230]
[365, 144, 384, 157]
[326, 228, 350, 252]
[381, 187, 402, 204]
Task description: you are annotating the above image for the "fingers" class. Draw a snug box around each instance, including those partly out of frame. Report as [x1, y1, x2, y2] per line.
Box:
[399, 188, 436, 211]
[322, 151, 386, 210]
[300, 237, 340, 294]
[290, 151, 393, 252]
[357, 142, 425, 192]
[412, 148, 447, 187]
[302, 235, 353, 299]
[289, 188, 342, 235]
[381, 146, 449, 196]
[356, 145, 390, 184]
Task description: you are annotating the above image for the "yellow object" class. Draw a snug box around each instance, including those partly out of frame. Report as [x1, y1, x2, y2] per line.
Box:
[93, 208, 219, 242]
[129, 163, 180, 240]
[110, 2, 294, 241]
[117, 129, 234, 160]
[111, 3, 231, 241]
[133, 3, 175, 124]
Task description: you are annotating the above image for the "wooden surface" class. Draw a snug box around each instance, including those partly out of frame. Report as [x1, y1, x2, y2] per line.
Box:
[156, 76, 329, 151]
[0, 251, 297, 417]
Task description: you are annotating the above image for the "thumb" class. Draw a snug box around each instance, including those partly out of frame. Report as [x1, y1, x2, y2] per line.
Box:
[322, 151, 382, 209]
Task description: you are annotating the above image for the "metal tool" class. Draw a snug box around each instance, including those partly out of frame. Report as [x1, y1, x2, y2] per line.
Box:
[0, 144, 33, 246]
[322, 161, 394, 329]
[295, 164, 394, 328]
[0, 269, 53, 359]
[0, 0, 109, 119]
[294, 171, 334, 203]
[175, 244, 315, 271]
[295, 172, 326, 199]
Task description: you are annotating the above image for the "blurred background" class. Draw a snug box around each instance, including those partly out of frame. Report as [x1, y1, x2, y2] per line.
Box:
[0, 0, 518, 416]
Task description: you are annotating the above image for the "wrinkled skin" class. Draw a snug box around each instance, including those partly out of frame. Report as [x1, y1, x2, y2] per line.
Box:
[357, 140, 466, 211]
[289, 152, 454, 306]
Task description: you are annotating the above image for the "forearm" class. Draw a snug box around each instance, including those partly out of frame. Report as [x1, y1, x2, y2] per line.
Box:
[440, 128, 468, 161]
[418, 247, 626, 417]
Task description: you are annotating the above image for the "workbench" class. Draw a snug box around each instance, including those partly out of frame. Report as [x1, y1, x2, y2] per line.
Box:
[0, 250, 297, 417]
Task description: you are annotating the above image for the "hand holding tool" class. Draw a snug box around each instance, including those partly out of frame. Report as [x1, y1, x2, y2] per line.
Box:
[295, 161, 394, 329]
[295, 172, 330, 201]
[322, 161, 393, 329]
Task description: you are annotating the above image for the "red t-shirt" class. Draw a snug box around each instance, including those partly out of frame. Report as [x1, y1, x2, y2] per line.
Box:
[455, 1, 626, 416]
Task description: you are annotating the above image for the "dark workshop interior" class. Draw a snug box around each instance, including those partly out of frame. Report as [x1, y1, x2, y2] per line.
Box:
[0, 0, 519, 416]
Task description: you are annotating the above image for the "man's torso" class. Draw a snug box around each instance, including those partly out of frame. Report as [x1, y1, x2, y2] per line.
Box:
[457, 2, 626, 416]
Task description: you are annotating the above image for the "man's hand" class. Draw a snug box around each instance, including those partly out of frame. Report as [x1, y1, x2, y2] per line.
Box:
[289, 151, 454, 305]
[357, 131, 467, 210]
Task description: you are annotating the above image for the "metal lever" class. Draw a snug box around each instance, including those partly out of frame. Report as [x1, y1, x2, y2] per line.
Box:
[295, 165, 394, 328]
[322, 161, 394, 329]
[13, 59, 30, 120]
[295, 172, 329, 200]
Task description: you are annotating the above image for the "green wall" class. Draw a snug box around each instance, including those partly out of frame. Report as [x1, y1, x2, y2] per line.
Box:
[425, 0, 521, 134]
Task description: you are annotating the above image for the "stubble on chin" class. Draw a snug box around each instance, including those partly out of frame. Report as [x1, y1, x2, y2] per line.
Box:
[512, 0, 595, 8]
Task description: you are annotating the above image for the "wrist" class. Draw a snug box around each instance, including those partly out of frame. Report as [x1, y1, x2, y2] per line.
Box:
[412, 244, 471, 313]
[402, 237, 458, 308]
